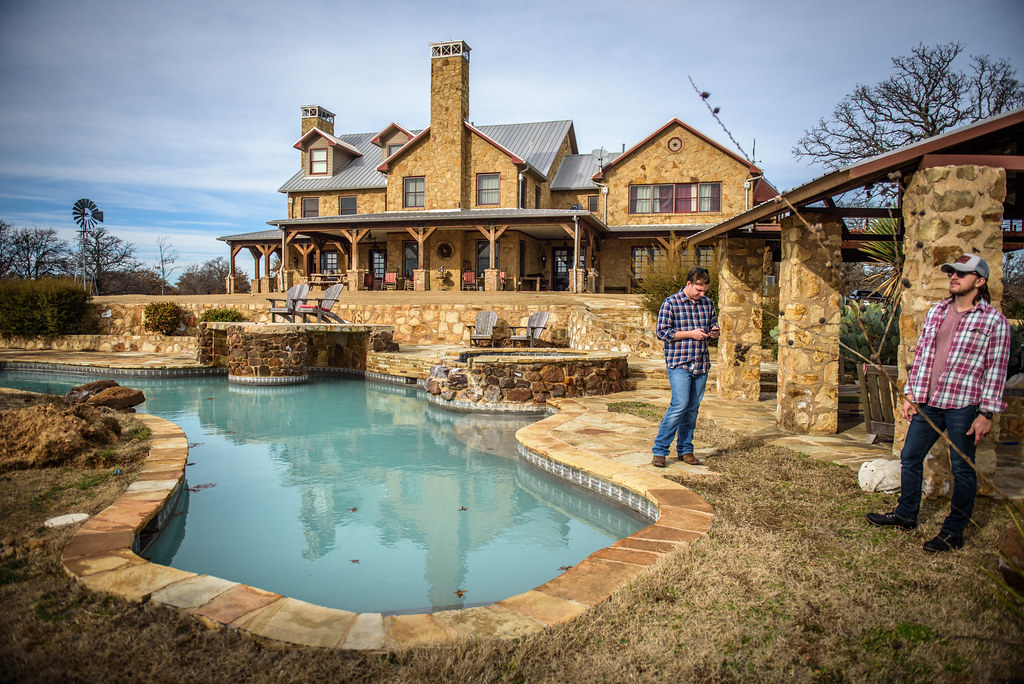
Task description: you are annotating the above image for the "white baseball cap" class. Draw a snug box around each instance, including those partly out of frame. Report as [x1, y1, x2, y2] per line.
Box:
[940, 253, 989, 279]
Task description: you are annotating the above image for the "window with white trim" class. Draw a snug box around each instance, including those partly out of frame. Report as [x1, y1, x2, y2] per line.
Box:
[309, 148, 328, 175]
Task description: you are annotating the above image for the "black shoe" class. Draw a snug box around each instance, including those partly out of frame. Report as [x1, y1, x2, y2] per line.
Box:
[923, 533, 964, 553]
[866, 511, 917, 530]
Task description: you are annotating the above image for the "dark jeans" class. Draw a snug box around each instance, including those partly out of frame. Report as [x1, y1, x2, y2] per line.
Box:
[893, 403, 979, 537]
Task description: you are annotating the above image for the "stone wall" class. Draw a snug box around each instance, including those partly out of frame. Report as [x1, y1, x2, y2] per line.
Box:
[776, 213, 843, 433]
[227, 330, 309, 379]
[0, 333, 196, 355]
[426, 353, 630, 408]
[898, 165, 1006, 496]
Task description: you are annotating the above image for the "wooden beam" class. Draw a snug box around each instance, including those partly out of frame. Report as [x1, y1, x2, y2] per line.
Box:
[920, 154, 1024, 171]
[796, 206, 901, 218]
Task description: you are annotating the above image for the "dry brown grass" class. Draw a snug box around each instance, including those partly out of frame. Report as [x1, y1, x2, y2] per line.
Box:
[1, 398, 1022, 683]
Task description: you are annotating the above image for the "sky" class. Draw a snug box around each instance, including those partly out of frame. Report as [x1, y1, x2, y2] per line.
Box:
[1, 0, 1022, 277]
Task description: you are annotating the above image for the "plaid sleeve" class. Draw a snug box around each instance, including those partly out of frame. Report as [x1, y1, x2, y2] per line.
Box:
[980, 312, 1011, 413]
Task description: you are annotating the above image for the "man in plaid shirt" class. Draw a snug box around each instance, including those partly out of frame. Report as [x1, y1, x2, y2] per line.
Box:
[651, 267, 719, 468]
[867, 253, 1010, 553]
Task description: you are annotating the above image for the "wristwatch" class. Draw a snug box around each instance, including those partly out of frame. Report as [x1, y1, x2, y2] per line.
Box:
[980, 410, 993, 420]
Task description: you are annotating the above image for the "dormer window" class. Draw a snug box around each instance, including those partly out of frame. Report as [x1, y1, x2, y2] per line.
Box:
[387, 142, 404, 157]
[309, 148, 328, 175]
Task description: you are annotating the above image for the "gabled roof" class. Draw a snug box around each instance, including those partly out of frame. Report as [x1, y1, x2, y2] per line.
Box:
[376, 126, 432, 172]
[292, 127, 363, 157]
[371, 122, 415, 147]
[279, 132, 389, 193]
[593, 118, 761, 180]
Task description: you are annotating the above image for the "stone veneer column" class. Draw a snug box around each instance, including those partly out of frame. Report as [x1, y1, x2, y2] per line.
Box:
[716, 237, 765, 401]
[483, 268, 500, 291]
[347, 269, 367, 291]
[898, 165, 1005, 496]
[413, 268, 428, 291]
[777, 213, 843, 433]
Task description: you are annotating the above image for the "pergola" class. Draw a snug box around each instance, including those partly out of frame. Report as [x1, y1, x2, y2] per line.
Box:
[688, 107, 1022, 495]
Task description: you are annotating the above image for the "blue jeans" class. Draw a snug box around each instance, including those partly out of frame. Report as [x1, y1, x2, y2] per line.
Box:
[893, 403, 979, 537]
[653, 367, 708, 457]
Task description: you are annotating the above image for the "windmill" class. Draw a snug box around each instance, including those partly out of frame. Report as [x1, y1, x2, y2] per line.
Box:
[72, 199, 103, 292]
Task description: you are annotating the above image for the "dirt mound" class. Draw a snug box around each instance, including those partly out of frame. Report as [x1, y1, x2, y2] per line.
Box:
[0, 402, 123, 472]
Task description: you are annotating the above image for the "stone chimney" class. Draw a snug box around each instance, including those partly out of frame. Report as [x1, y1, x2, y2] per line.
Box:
[429, 41, 471, 208]
[301, 105, 335, 137]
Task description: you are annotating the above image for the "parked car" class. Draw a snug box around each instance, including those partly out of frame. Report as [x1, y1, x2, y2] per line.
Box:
[847, 289, 886, 304]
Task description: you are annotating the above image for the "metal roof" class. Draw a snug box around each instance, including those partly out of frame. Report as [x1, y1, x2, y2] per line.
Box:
[278, 120, 574, 193]
[474, 120, 575, 178]
[267, 207, 601, 228]
[551, 154, 601, 190]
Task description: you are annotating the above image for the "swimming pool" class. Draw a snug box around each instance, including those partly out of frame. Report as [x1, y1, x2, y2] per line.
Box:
[1, 370, 645, 614]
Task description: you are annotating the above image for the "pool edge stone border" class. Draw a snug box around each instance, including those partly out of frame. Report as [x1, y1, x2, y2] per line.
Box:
[46, 380, 714, 651]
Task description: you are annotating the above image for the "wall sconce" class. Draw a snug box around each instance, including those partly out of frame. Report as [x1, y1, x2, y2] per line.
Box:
[292, 256, 299, 267]
[541, 251, 547, 267]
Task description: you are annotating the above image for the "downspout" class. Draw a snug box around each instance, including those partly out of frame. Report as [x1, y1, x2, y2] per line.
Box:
[572, 215, 580, 293]
[743, 174, 762, 212]
[592, 181, 609, 225]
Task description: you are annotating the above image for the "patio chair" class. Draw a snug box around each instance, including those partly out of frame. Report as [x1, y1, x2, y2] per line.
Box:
[468, 310, 498, 347]
[297, 282, 349, 323]
[509, 311, 549, 348]
[267, 283, 310, 322]
[383, 272, 398, 290]
[461, 270, 477, 290]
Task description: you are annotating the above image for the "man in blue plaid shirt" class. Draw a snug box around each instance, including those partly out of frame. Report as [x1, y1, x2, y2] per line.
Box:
[651, 267, 719, 468]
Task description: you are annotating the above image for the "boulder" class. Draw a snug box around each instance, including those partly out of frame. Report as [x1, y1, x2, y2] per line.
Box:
[996, 524, 1024, 592]
[858, 458, 901, 493]
[65, 380, 120, 405]
[85, 386, 146, 411]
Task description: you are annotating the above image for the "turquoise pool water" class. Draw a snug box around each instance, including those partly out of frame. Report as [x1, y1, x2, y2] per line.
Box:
[1, 370, 644, 614]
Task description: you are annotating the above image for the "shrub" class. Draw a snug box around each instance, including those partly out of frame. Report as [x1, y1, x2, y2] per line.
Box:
[143, 301, 185, 335]
[0, 278, 93, 338]
[840, 302, 900, 375]
[638, 256, 719, 317]
[198, 307, 246, 323]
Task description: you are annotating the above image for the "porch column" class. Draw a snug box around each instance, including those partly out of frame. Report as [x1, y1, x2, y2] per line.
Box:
[777, 212, 843, 433]
[898, 165, 1006, 496]
[716, 237, 765, 401]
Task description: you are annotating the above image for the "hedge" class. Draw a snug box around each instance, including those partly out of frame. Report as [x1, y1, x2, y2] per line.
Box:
[0, 278, 94, 338]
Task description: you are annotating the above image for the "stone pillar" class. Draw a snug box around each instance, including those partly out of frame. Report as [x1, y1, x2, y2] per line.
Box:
[569, 268, 586, 293]
[483, 268, 500, 291]
[347, 269, 367, 291]
[716, 237, 765, 401]
[414, 268, 428, 291]
[898, 165, 1005, 496]
[777, 213, 843, 433]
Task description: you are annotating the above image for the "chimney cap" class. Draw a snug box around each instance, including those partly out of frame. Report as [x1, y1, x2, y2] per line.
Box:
[429, 40, 471, 61]
[301, 105, 335, 124]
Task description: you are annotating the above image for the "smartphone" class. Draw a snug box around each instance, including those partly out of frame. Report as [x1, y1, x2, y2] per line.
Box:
[704, 317, 718, 334]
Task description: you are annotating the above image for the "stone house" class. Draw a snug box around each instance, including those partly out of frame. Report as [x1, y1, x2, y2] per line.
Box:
[220, 40, 776, 294]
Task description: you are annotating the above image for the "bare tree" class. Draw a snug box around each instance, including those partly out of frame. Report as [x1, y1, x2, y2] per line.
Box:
[80, 224, 142, 294]
[176, 257, 232, 295]
[0, 220, 14, 279]
[9, 227, 73, 279]
[155, 235, 179, 295]
[794, 42, 1024, 171]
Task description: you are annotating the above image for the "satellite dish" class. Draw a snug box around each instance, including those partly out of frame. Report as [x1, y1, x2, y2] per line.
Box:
[591, 147, 609, 167]
[72, 198, 103, 230]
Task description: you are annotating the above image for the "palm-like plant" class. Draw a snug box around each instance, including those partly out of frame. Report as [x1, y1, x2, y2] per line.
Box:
[858, 217, 904, 303]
